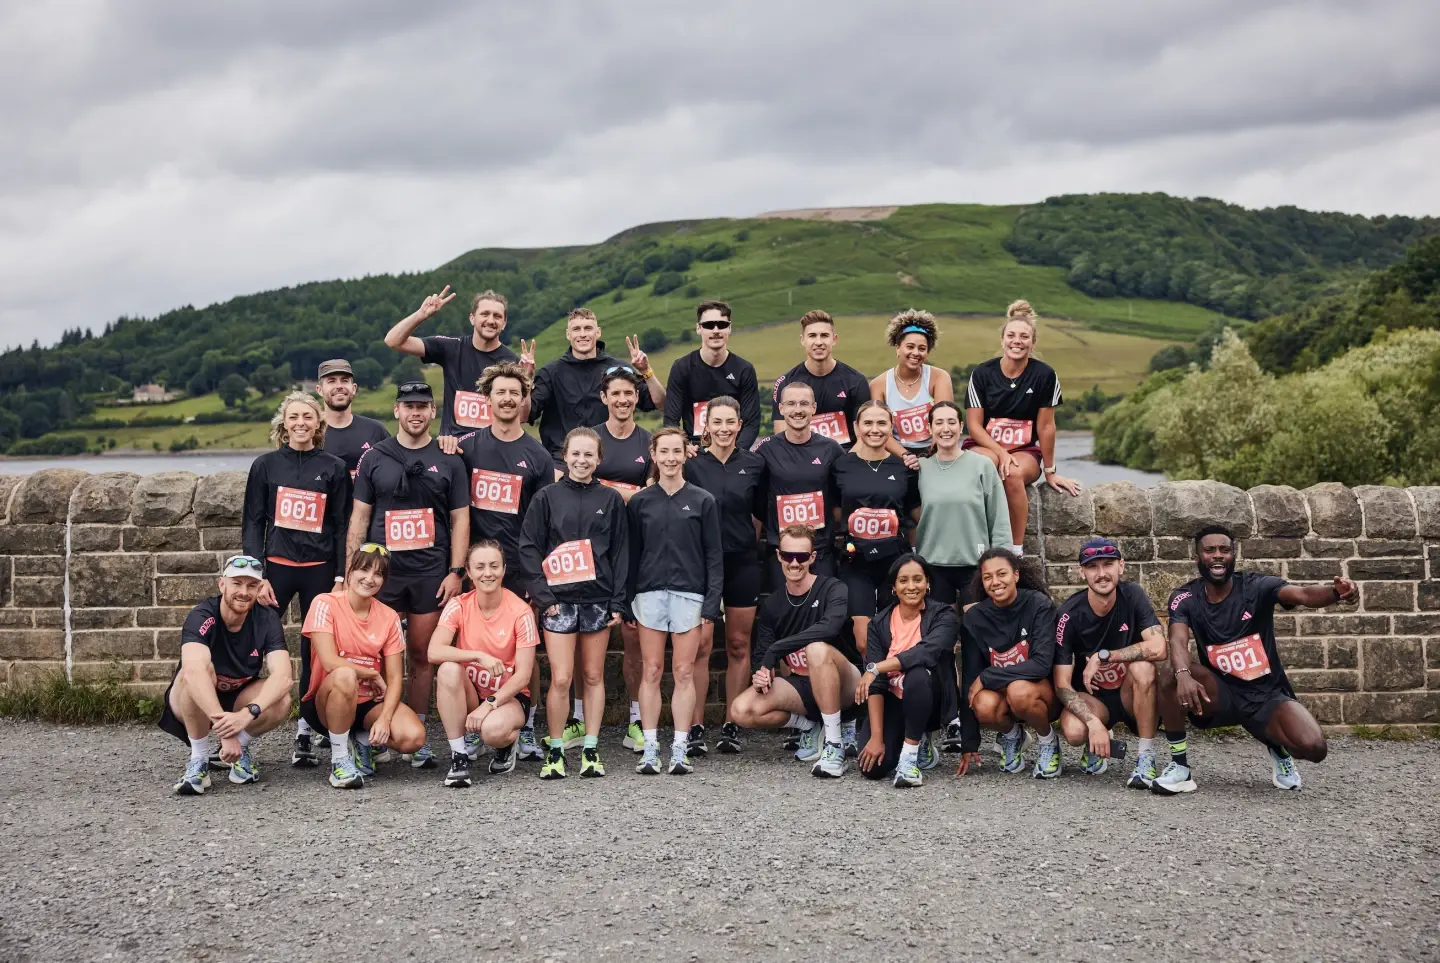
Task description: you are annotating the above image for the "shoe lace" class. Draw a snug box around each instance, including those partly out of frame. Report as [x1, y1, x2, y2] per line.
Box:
[187, 758, 207, 777]
[584, 747, 598, 763]
[1275, 753, 1296, 777]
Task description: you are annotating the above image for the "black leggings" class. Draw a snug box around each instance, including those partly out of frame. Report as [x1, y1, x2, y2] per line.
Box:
[268, 561, 336, 694]
[859, 661, 954, 779]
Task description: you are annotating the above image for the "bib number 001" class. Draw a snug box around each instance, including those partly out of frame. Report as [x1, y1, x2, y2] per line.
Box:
[543, 539, 597, 586]
[384, 508, 436, 551]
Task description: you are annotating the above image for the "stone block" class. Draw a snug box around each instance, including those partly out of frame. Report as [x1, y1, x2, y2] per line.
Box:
[201, 527, 243, 551]
[12, 577, 62, 607]
[1043, 536, 1086, 562]
[72, 628, 156, 660]
[1046, 563, 1081, 586]
[1241, 538, 1302, 559]
[1421, 581, 1440, 611]
[1116, 537, 1154, 561]
[0, 628, 64, 660]
[137, 661, 176, 681]
[1303, 483, 1361, 537]
[69, 472, 139, 523]
[1361, 581, 1413, 612]
[1298, 615, 1390, 636]
[137, 607, 195, 628]
[1354, 485, 1416, 538]
[71, 661, 135, 683]
[1328, 638, 1359, 669]
[8, 661, 66, 686]
[155, 552, 223, 575]
[1429, 640, 1440, 670]
[0, 610, 32, 628]
[131, 472, 197, 526]
[0, 524, 65, 555]
[71, 608, 136, 629]
[123, 526, 201, 552]
[1150, 480, 1253, 538]
[1347, 557, 1424, 581]
[1356, 539, 1422, 558]
[13, 556, 63, 576]
[194, 471, 247, 526]
[1037, 485, 1093, 535]
[123, 681, 169, 699]
[1362, 638, 1425, 691]
[1090, 482, 1152, 535]
[10, 468, 86, 523]
[1247, 559, 1284, 577]
[1297, 693, 1343, 724]
[1410, 487, 1440, 538]
[1155, 537, 1193, 560]
[1287, 558, 1342, 581]
[1288, 669, 1359, 692]
[0, 555, 10, 607]
[70, 554, 153, 607]
[34, 610, 63, 627]
[1303, 538, 1354, 558]
[71, 525, 123, 552]
[1429, 670, 1440, 691]
[155, 574, 218, 606]
[1141, 566, 1192, 613]
[0, 474, 22, 521]
[1248, 485, 1309, 537]
[1277, 638, 1325, 669]
[1342, 692, 1440, 724]
[1274, 615, 1296, 637]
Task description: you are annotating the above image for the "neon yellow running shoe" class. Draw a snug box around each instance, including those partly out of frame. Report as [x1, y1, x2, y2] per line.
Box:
[539, 745, 567, 780]
[562, 719, 586, 750]
[623, 722, 645, 753]
[579, 746, 606, 778]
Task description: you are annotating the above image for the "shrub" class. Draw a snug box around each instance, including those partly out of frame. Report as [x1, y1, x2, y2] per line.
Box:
[699, 242, 733, 262]
[684, 284, 700, 298]
[1148, 345, 1190, 372]
[796, 275, 817, 286]
[665, 247, 694, 272]
[169, 435, 200, 452]
[217, 373, 250, 408]
[642, 253, 665, 274]
[639, 328, 670, 353]
[733, 229, 750, 242]
[6, 433, 88, 456]
[0, 672, 159, 724]
[652, 272, 685, 296]
[623, 267, 647, 289]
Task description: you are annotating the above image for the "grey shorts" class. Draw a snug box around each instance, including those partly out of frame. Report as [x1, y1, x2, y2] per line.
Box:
[542, 602, 610, 635]
[633, 590, 705, 633]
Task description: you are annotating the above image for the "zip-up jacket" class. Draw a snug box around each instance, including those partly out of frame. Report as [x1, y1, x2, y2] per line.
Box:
[684, 448, 765, 555]
[865, 601, 960, 696]
[243, 446, 351, 571]
[518, 475, 630, 615]
[529, 342, 656, 457]
[626, 482, 724, 622]
[752, 575, 854, 671]
[956, 588, 1057, 752]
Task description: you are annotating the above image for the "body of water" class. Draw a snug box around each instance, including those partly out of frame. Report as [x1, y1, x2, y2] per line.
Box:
[0, 434, 1165, 487]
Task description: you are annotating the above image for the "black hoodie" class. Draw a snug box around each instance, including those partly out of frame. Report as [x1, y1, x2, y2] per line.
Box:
[242, 446, 351, 571]
[518, 475, 631, 614]
[529, 342, 656, 457]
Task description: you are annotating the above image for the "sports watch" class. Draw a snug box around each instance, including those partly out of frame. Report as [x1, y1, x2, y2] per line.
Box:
[485, 695, 498, 705]
[1096, 649, 1111, 663]
[246, 703, 262, 718]
[865, 662, 879, 675]
[449, 566, 465, 577]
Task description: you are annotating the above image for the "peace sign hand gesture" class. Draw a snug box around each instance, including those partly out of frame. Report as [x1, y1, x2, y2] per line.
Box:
[625, 335, 651, 375]
[518, 339, 536, 371]
[416, 285, 456, 320]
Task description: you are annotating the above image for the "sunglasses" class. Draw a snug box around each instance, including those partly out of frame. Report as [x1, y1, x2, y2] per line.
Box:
[698, 319, 731, 331]
[778, 550, 814, 564]
[604, 365, 636, 376]
[224, 555, 263, 571]
[398, 381, 431, 394]
[358, 543, 390, 557]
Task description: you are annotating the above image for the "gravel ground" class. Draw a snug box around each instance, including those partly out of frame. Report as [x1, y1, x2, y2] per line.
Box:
[1, 721, 1436, 963]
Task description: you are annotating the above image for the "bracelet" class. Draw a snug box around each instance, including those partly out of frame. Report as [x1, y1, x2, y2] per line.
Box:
[1175, 667, 1191, 675]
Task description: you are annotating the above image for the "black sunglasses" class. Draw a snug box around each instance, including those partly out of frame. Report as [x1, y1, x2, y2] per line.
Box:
[698, 320, 731, 331]
[604, 365, 636, 376]
[778, 550, 814, 564]
[398, 381, 431, 394]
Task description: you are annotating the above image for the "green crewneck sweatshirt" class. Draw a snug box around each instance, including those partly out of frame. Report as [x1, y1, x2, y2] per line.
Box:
[914, 452, 1012, 566]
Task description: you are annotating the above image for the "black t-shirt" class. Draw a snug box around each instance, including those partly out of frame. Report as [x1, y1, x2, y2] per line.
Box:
[663, 350, 763, 450]
[178, 596, 287, 690]
[961, 588, 1058, 690]
[421, 336, 520, 436]
[753, 431, 845, 548]
[829, 452, 918, 562]
[322, 415, 390, 480]
[1056, 582, 1161, 692]
[353, 438, 470, 577]
[1168, 572, 1292, 696]
[684, 448, 766, 555]
[770, 361, 871, 445]
[456, 427, 555, 568]
[964, 357, 1062, 450]
[593, 423, 652, 492]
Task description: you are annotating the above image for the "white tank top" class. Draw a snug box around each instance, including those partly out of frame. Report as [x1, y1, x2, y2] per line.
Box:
[884, 366, 934, 450]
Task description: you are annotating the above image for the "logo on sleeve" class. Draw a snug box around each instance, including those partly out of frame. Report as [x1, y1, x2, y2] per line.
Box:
[1170, 591, 1192, 611]
[198, 617, 215, 637]
[428, 465, 440, 473]
[811, 458, 822, 465]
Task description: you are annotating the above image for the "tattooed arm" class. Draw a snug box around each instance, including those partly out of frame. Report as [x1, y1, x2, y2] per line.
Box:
[1054, 662, 1111, 759]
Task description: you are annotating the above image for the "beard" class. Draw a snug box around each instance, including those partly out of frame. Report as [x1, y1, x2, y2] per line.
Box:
[323, 396, 352, 413]
[1197, 557, 1235, 585]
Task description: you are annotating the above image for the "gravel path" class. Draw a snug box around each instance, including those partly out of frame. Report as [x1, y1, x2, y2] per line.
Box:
[1, 722, 1436, 962]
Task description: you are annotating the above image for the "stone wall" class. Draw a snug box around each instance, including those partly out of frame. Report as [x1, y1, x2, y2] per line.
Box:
[0, 469, 1436, 727]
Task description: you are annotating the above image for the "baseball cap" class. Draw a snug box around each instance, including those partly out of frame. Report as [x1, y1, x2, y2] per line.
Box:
[1078, 537, 1123, 566]
[395, 380, 434, 403]
[222, 554, 265, 579]
[317, 359, 354, 379]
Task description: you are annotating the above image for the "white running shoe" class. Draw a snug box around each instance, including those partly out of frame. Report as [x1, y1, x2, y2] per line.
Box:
[811, 741, 846, 778]
[1268, 746, 1302, 791]
[1150, 761, 1198, 796]
[892, 758, 923, 788]
[793, 725, 823, 763]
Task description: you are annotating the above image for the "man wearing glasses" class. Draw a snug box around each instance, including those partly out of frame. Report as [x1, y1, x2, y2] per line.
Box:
[159, 555, 294, 795]
[663, 300, 761, 451]
[529, 307, 667, 461]
[754, 381, 845, 591]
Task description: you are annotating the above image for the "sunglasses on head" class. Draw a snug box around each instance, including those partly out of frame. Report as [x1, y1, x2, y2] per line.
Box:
[778, 550, 813, 564]
[225, 556, 263, 571]
[604, 365, 636, 376]
[698, 319, 731, 331]
[358, 543, 390, 556]
[398, 382, 430, 394]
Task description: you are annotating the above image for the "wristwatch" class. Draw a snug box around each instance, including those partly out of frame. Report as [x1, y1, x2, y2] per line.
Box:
[449, 566, 465, 577]
[865, 662, 879, 675]
[246, 703, 262, 719]
[1096, 649, 1111, 663]
[485, 695, 498, 706]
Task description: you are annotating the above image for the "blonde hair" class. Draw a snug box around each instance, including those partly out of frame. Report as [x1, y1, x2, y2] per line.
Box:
[1002, 299, 1038, 339]
[270, 391, 327, 449]
[567, 307, 598, 324]
[886, 309, 938, 348]
[563, 426, 603, 460]
[647, 427, 689, 483]
[470, 290, 508, 315]
[699, 395, 741, 449]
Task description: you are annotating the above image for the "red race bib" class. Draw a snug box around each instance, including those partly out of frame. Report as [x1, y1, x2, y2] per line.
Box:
[810, 410, 851, 444]
[894, 403, 931, 445]
[990, 639, 1030, 668]
[340, 652, 382, 700]
[848, 507, 899, 540]
[543, 539, 597, 586]
[385, 508, 435, 551]
[598, 478, 641, 496]
[986, 417, 1034, 449]
[275, 486, 326, 534]
[776, 491, 824, 527]
[1089, 661, 1127, 691]
[453, 391, 492, 430]
[691, 401, 710, 437]
[784, 649, 810, 676]
[888, 671, 904, 698]
[465, 663, 510, 698]
[470, 469, 522, 514]
[1205, 634, 1272, 681]
[214, 674, 254, 693]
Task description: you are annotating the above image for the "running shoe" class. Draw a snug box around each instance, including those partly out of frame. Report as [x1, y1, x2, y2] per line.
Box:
[229, 748, 260, 785]
[997, 727, 1030, 774]
[623, 722, 645, 753]
[373, 747, 394, 765]
[353, 741, 376, 777]
[174, 758, 211, 796]
[1150, 761, 1198, 796]
[562, 719, 587, 750]
[811, 741, 846, 779]
[1127, 749, 1159, 789]
[315, 732, 331, 749]
[207, 745, 223, 771]
[291, 733, 318, 768]
[1032, 738, 1062, 779]
[409, 744, 437, 770]
[329, 756, 364, 789]
[892, 758, 923, 788]
[781, 728, 800, 750]
[517, 726, 543, 761]
[941, 721, 964, 754]
[464, 732, 484, 761]
[841, 720, 858, 759]
[918, 733, 941, 771]
[668, 746, 694, 775]
[1269, 746, 1302, 791]
[636, 742, 662, 775]
[687, 725, 708, 758]
[488, 741, 517, 776]
[540, 745, 566, 779]
[444, 752, 473, 788]
[717, 722, 742, 754]
[793, 725, 823, 763]
[579, 746, 605, 778]
[1080, 750, 1109, 776]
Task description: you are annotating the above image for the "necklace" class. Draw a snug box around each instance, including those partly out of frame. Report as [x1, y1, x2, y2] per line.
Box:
[894, 367, 922, 389]
[786, 583, 816, 607]
[858, 453, 886, 473]
[936, 453, 961, 472]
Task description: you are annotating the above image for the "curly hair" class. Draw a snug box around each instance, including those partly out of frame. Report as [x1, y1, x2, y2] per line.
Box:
[476, 361, 532, 397]
[269, 391, 327, 449]
[886, 308, 938, 349]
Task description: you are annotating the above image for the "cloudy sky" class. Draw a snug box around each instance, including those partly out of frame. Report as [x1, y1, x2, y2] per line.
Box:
[2, 0, 1438, 349]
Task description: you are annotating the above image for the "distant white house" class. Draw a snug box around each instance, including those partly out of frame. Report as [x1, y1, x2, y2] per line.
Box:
[132, 383, 178, 403]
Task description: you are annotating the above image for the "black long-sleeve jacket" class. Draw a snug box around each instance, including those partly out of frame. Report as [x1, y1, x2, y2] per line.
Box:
[626, 482, 725, 622]
[518, 476, 630, 615]
[957, 588, 1058, 751]
[864, 601, 960, 696]
[751, 576, 854, 671]
[242, 446, 351, 572]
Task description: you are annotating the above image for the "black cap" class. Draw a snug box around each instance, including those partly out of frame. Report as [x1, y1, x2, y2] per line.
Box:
[1078, 537, 1123, 566]
[395, 380, 434, 403]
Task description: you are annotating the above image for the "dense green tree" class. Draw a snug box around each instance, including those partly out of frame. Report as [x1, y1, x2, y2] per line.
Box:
[391, 355, 424, 385]
[351, 357, 384, 390]
[217, 373, 250, 408]
[652, 272, 685, 296]
[639, 328, 670, 353]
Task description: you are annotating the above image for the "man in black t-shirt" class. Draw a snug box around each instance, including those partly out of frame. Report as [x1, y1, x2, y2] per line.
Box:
[1052, 538, 1167, 790]
[158, 555, 293, 796]
[316, 359, 390, 491]
[1152, 524, 1358, 797]
[754, 381, 845, 591]
[663, 300, 762, 451]
[770, 310, 872, 445]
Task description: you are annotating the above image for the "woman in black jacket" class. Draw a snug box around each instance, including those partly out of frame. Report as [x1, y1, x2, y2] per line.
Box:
[854, 554, 959, 787]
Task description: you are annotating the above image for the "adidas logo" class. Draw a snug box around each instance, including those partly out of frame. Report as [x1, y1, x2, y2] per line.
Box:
[837, 390, 847, 398]
[682, 505, 691, 512]
[1242, 610, 1252, 620]
[314, 475, 322, 481]
[1020, 628, 1028, 637]
[595, 508, 604, 515]
[517, 460, 527, 468]
[811, 599, 820, 608]
[887, 474, 896, 480]
[1118, 623, 1129, 632]
[725, 373, 736, 381]
[868, 548, 878, 555]
[249, 649, 259, 657]
[738, 469, 746, 474]
[635, 456, 645, 463]
[811, 458, 822, 465]
[427, 465, 439, 473]
[1025, 388, 1033, 394]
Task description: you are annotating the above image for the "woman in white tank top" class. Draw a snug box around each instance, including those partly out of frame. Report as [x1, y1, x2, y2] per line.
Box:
[869, 309, 954, 451]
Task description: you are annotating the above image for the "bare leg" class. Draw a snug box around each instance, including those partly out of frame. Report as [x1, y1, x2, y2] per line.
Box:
[579, 630, 609, 738]
[722, 606, 756, 723]
[1120, 661, 1158, 739]
[544, 632, 577, 742]
[403, 609, 442, 717]
[670, 625, 702, 736]
[637, 625, 667, 732]
[435, 661, 477, 742]
[1264, 701, 1327, 762]
[690, 622, 713, 729]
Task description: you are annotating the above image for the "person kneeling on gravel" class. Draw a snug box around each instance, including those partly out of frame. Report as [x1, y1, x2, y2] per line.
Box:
[158, 555, 293, 795]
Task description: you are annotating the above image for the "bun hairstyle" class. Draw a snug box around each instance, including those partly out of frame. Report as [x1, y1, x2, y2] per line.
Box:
[1002, 299, 1038, 339]
[563, 426, 603, 461]
[647, 426, 689, 482]
[886, 309, 938, 349]
[853, 399, 893, 428]
[699, 395, 741, 449]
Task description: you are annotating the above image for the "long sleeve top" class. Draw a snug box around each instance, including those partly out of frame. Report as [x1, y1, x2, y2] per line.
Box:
[242, 446, 351, 572]
[518, 475, 630, 615]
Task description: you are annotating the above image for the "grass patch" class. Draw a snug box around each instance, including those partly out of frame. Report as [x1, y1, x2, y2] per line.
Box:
[0, 673, 159, 724]
[1348, 724, 1424, 742]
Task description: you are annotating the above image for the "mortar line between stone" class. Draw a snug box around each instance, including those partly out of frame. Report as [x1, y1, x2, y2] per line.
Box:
[63, 497, 73, 682]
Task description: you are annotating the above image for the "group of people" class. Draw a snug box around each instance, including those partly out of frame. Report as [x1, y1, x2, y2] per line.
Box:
[161, 291, 1354, 797]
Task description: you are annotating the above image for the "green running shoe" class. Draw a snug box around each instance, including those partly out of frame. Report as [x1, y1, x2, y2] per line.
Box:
[623, 722, 645, 753]
[540, 745, 567, 780]
[408, 744, 437, 770]
[1080, 750, 1109, 776]
[229, 748, 260, 785]
[174, 758, 211, 795]
[579, 746, 605, 778]
[329, 755, 364, 789]
[1032, 738, 1062, 779]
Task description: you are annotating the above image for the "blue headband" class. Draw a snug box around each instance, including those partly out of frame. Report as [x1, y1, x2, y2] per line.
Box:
[901, 325, 928, 336]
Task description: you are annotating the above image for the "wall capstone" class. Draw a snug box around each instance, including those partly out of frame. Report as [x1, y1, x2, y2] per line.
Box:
[1411, 487, 1440, 539]
[1037, 485, 1094, 536]
[1304, 483, 1362, 537]
[1090, 482, 1152, 536]
[12, 469, 87, 524]
[70, 473, 140, 524]
[194, 471, 246, 527]
[131, 473, 198, 527]
[1248, 485, 1309, 537]
[1149, 480, 1253, 537]
[1354, 485, 1418, 539]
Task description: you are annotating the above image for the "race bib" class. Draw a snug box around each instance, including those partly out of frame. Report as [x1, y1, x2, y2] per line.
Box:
[599, 478, 641, 495]
[894, 403, 931, 445]
[214, 674, 254, 693]
[784, 649, 810, 676]
[1205, 633, 1272, 682]
[543, 539, 597, 586]
[470, 469, 522, 514]
[811, 410, 851, 444]
[385, 508, 435, 551]
[691, 401, 710, 437]
[990, 639, 1030, 668]
[275, 486, 326, 534]
[888, 671, 904, 698]
[341, 653, 382, 700]
[453, 391, 492, 430]
[986, 417, 1034, 449]
[465, 662, 510, 698]
[776, 491, 824, 527]
[848, 507, 899, 541]
[1089, 661, 1127, 691]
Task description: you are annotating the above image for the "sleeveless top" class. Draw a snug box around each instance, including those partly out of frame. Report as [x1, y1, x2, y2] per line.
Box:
[884, 365, 935, 451]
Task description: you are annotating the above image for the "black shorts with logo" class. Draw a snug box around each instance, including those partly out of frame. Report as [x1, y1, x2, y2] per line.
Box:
[158, 676, 245, 744]
[379, 570, 446, 616]
[723, 551, 762, 609]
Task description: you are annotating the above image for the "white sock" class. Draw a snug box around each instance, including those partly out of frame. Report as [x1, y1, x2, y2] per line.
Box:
[1039, 726, 1058, 746]
[1006, 722, 1023, 738]
[329, 732, 349, 764]
[189, 738, 209, 763]
[236, 731, 252, 749]
[448, 737, 467, 755]
[296, 718, 312, 736]
[526, 705, 537, 727]
[1138, 737, 1158, 753]
[1010, 544, 1024, 557]
[643, 728, 658, 749]
[356, 731, 372, 747]
[899, 741, 919, 766]
[573, 698, 585, 722]
[821, 712, 842, 746]
[786, 714, 816, 731]
[629, 701, 641, 724]
[672, 730, 688, 753]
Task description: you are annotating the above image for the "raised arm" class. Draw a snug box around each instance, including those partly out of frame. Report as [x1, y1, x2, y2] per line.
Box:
[384, 286, 455, 357]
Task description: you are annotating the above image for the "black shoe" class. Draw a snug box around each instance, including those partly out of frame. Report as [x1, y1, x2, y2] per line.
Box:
[444, 752, 472, 788]
[315, 732, 331, 749]
[488, 742, 517, 776]
[941, 722, 964, 754]
[291, 733, 318, 768]
[781, 728, 800, 750]
[687, 724, 708, 758]
[717, 722, 742, 754]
